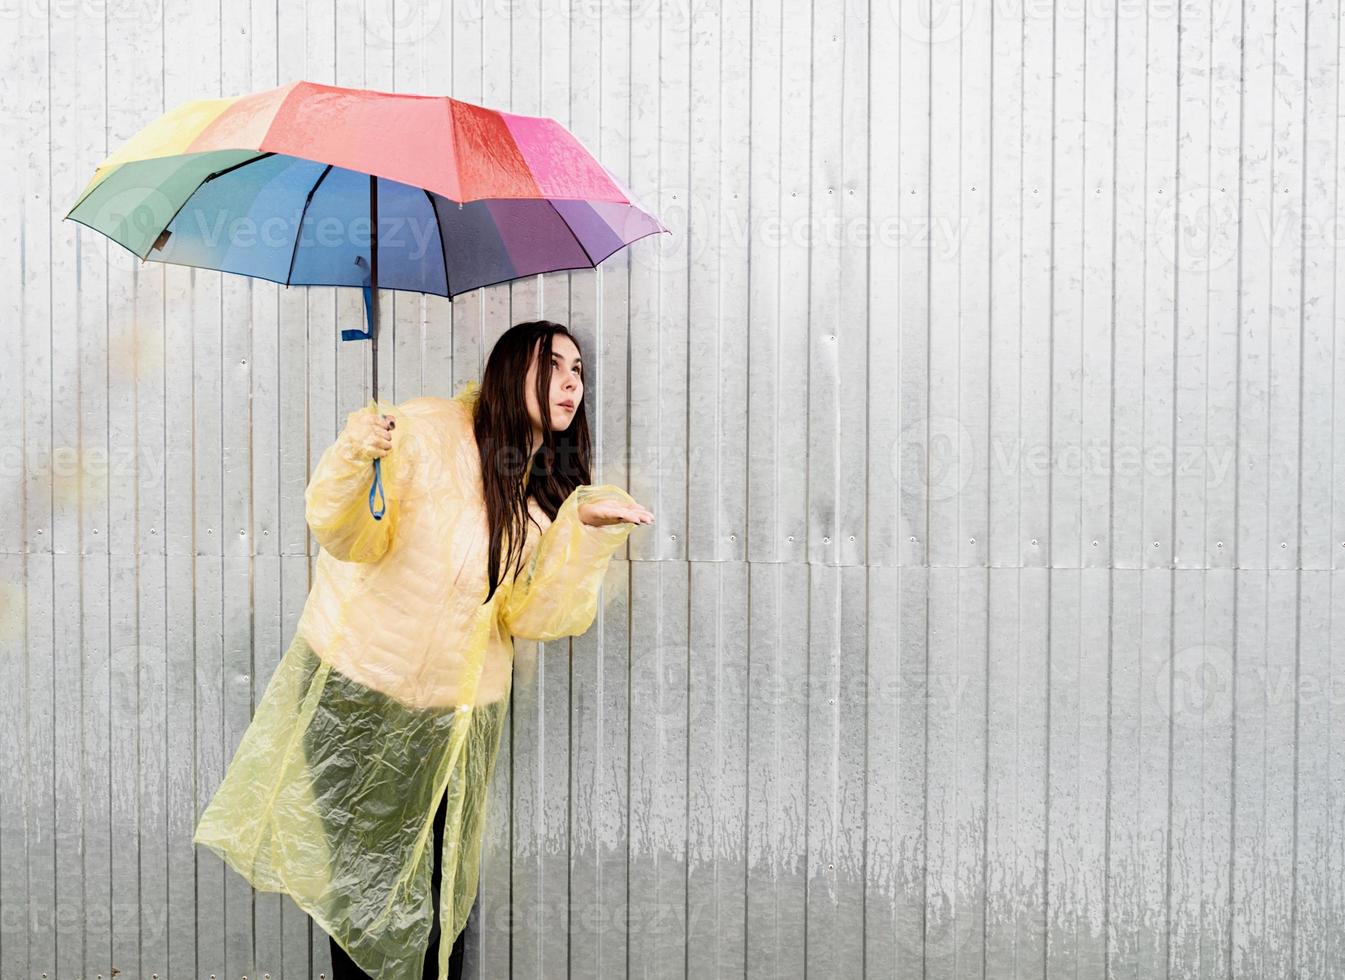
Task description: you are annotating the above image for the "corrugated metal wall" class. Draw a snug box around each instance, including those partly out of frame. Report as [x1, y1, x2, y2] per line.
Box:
[4, 0, 1345, 976]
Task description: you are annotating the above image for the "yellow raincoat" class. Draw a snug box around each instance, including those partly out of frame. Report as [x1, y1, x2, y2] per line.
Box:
[193, 380, 637, 980]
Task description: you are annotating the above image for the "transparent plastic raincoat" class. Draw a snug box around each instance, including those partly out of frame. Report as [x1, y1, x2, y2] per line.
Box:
[193, 380, 637, 980]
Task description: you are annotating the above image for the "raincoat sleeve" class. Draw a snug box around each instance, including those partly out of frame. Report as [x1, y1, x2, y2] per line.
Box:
[501, 483, 637, 642]
[304, 399, 411, 564]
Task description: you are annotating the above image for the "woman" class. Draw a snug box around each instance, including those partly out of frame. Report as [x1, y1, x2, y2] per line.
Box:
[194, 320, 654, 980]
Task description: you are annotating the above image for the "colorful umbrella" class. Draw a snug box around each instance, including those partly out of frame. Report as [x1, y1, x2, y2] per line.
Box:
[64, 79, 668, 516]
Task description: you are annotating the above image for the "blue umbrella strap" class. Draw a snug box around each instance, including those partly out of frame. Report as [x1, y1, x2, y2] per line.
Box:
[368, 456, 386, 520]
[341, 283, 376, 342]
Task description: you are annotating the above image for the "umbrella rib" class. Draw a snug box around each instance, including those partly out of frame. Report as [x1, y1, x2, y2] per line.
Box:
[544, 198, 596, 269]
[146, 150, 278, 259]
[287, 164, 334, 287]
[424, 191, 452, 298]
[207, 151, 278, 181]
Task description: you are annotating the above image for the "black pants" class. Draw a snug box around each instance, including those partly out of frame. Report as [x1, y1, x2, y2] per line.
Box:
[324, 784, 468, 980]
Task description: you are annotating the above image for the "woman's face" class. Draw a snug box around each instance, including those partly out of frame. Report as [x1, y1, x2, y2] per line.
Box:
[524, 333, 584, 443]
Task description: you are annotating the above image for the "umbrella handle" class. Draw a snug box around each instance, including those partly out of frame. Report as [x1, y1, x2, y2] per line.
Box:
[368, 456, 386, 520]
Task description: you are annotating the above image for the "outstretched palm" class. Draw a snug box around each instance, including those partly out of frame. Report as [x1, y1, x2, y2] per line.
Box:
[579, 500, 655, 527]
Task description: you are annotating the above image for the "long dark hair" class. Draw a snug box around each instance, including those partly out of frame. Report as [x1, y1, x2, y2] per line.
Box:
[473, 320, 593, 604]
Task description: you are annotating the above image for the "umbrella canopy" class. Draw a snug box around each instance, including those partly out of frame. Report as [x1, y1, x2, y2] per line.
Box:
[65, 79, 668, 297]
